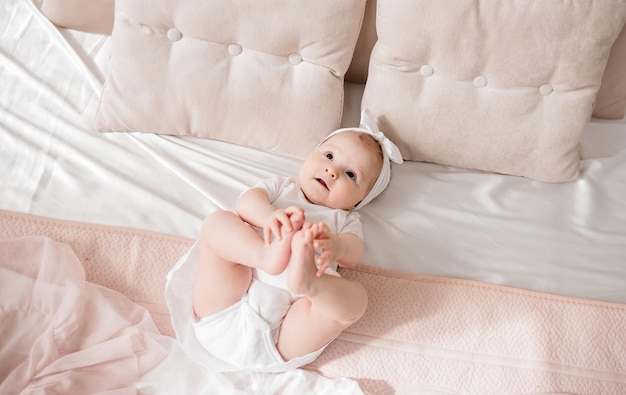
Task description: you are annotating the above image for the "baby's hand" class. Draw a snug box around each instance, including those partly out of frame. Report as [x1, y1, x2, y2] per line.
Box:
[311, 222, 339, 277]
[264, 206, 305, 245]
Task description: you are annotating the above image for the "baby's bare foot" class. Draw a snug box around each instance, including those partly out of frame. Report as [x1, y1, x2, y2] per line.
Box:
[260, 228, 296, 275]
[287, 228, 318, 296]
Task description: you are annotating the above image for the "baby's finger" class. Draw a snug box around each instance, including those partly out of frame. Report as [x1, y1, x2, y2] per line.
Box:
[314, 239, 329, 250]
[277, 212, 292, 232]
[271, 220, 282, 241]
[317, 251, 330, 265]
[304, 227, 314, 242]
[286, 205, 302, 217]
[295, 207, 305, 221]
[316, 222, 330, 239]
[288, 208, 305, 230]
[309, 223, 324, 239]
[316, 250, 330, 266]
[316, 260, 330, 277]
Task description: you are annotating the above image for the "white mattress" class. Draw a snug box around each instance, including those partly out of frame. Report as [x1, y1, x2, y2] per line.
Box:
[2, 0, 626, 309]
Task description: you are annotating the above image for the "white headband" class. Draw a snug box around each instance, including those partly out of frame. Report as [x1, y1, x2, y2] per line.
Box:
[321, 108, 403, 210]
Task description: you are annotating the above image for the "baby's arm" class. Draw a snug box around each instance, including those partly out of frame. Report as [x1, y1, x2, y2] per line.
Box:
[312, 222, 364, 276]
[237, 187, 304, 245]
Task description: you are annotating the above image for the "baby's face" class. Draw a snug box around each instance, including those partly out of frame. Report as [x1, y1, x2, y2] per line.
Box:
[299, 131, 382, 210]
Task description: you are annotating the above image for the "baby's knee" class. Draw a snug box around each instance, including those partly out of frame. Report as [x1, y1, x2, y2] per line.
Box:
[335, 282, 368, 327]
[199, 211, 238, 244]
[202, 210, 236, 229]
[204, 209, 237, 222]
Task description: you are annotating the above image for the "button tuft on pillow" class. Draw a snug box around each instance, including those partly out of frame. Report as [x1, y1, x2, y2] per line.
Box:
[288, 53, 303, 65]
[419, 65, 434, 77]
[227, 44, 242, 56]
[166, 28, 182, 42]
[539, 83, 553, 96]
[473, 76, 487, 88]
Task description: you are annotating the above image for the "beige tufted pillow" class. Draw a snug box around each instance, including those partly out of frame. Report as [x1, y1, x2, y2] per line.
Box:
[594, 24, 626, 120]
[94, 0, 366, 159]
[39, 0, 626, 122]
[362, 1, 626, 181]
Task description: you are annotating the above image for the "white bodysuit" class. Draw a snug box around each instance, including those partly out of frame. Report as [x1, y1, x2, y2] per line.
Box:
[165, 176, 363, 372]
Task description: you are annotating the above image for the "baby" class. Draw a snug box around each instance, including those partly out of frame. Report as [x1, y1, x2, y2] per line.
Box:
[166, 109, 402, 371]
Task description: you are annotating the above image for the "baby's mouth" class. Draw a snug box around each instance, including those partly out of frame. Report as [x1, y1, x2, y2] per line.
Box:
[315, 178, 329, 190]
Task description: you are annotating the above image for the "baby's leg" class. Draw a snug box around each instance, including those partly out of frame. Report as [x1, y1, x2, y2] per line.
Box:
[193, 211, 295, 318]
[277, 228, 368, 361]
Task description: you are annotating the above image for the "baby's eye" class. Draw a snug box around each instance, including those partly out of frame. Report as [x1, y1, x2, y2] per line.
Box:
[325, 152, 334, 160]
[346, 171, 357, 180]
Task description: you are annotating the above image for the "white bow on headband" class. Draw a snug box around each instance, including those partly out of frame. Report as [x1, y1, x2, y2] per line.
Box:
[321, 108, 403, 209]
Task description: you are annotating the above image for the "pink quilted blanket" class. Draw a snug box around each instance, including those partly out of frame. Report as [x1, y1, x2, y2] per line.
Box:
[1, 209, 625, 394]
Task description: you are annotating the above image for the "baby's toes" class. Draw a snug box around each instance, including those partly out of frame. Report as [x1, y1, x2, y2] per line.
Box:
[292, 216, 305, 230]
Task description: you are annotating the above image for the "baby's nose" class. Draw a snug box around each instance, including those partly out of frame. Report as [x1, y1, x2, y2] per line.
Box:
[325, 167, 337, 178]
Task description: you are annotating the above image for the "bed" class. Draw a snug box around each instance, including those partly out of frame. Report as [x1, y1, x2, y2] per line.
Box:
[1, 0, 625, 393]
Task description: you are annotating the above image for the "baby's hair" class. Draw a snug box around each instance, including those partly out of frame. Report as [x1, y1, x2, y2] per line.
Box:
[354, 132, 384, 194]
[357, 133, 384, 165]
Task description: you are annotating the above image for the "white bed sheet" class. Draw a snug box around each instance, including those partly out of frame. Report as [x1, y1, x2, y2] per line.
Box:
[2, 0, 626, 306]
